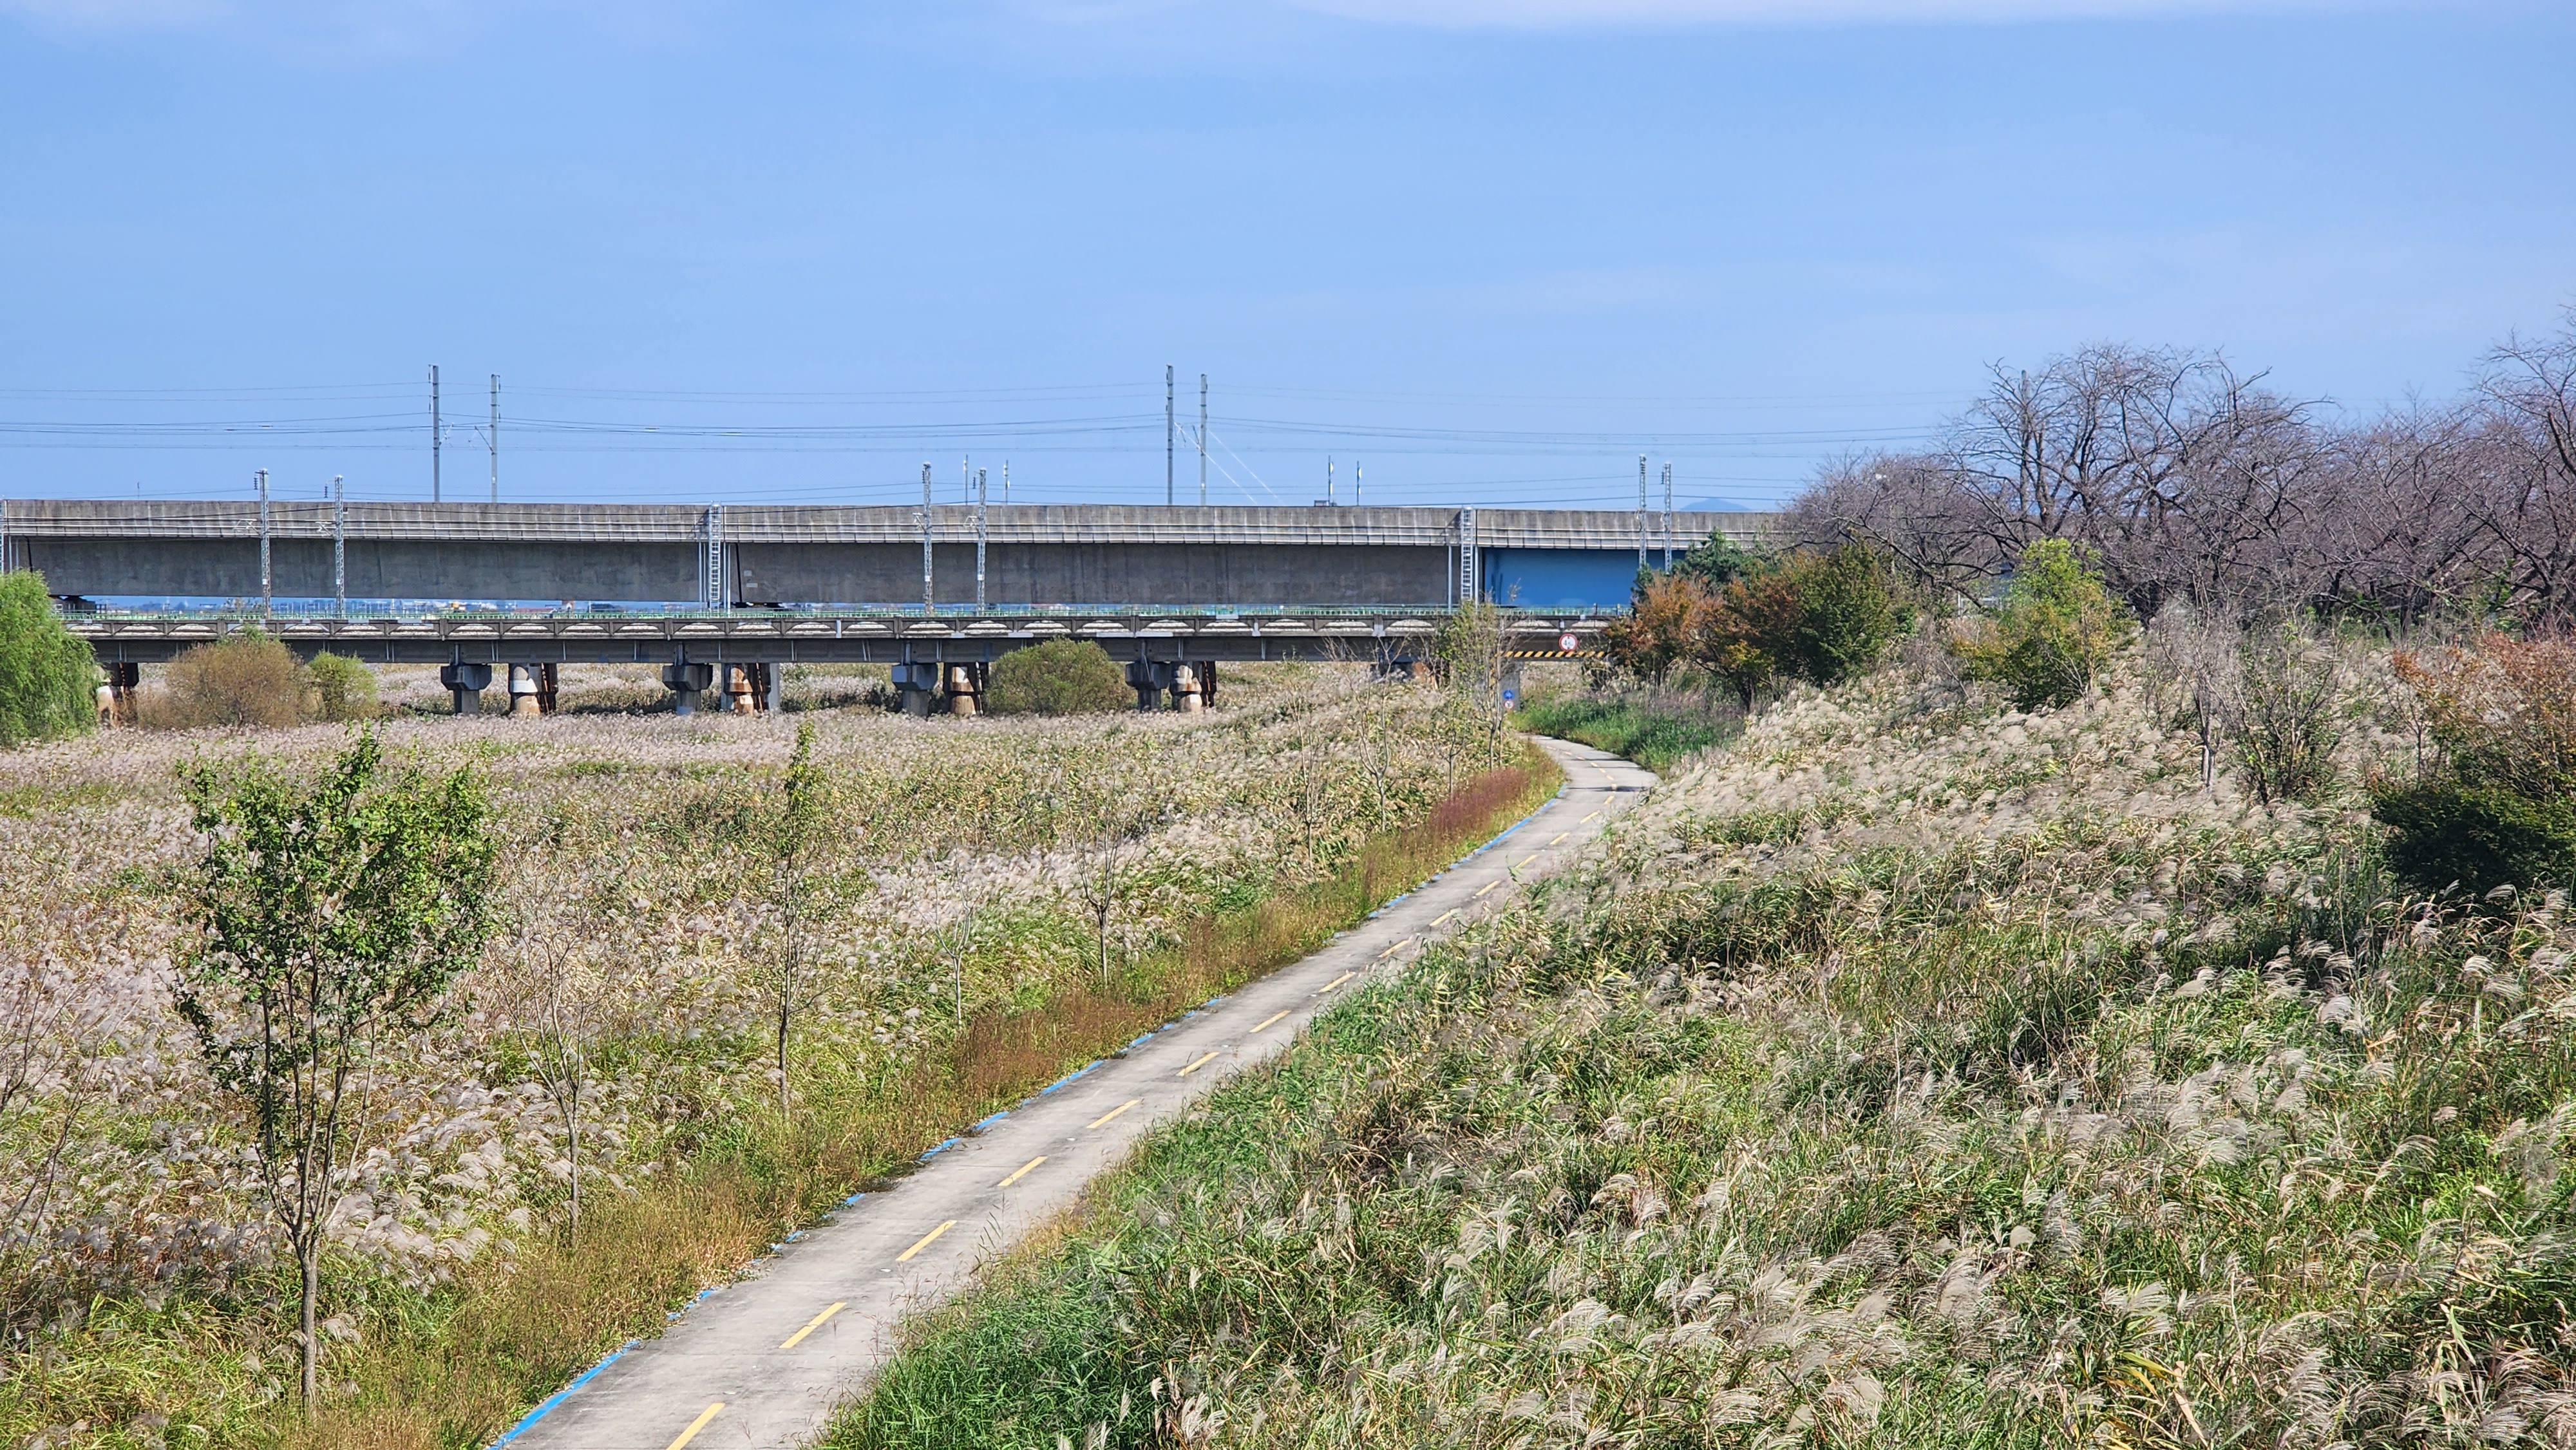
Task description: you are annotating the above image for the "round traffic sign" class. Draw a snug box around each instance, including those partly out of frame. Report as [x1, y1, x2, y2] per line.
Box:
[1558, 632, 1579, 652]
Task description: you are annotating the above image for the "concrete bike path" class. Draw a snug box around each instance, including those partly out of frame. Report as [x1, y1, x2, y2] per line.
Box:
[503, 738, 1657, 1450]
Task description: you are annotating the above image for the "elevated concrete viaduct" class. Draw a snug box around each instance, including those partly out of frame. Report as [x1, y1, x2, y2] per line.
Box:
[0, 500, 1772, 610]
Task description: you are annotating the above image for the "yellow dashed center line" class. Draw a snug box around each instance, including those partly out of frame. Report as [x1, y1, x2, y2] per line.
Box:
[1473, 881, 1499, 898]
[1087, 1098, 1141, 1129]
[1376, 937, 1412, 959]
[665, 1403, 725, 1450]
[998, 1156, 1046, 1188]
[1251, 1010, 1289, 1033]
[1178, 1050, 1220, 1077]
[1549, 833, 1568, 845]
[1581, 810, 1600, 823]
[896, 1220, 954, 1263]
[1316, 970, 1356, 994]
[1517, 853, 1539, 867]
[779, 1303, 844, 1350]
[1431, 909, 1456, 927]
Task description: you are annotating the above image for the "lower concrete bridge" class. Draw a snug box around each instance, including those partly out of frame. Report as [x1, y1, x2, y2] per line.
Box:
[73, 604, 1603, 716]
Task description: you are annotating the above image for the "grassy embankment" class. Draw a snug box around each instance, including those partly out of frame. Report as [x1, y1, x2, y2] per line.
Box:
[1511, 692, 1734, 774]
[289, 743, 1560, 1450]
[829, 663, 2576, 1449]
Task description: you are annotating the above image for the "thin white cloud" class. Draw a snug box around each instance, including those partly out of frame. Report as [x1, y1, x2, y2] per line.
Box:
[1280, 0, 2348, 25]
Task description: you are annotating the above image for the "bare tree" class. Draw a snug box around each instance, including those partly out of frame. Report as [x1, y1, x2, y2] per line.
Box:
[498, 826, 631, 1242]
[2468, 314, 2576, 626]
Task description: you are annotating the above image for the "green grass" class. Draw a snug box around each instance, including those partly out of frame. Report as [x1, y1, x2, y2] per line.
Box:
[1510, 693, 1732, 773]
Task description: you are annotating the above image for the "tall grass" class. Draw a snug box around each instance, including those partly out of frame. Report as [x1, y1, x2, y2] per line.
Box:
[270, 750, 1558, 1450]
[832, 663, 2576, 1449]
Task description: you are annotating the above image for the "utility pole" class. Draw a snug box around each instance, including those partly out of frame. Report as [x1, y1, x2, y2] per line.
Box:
[1002, 460, 1010, 504]
[1327, 457, 1335, 505]
[1662, 462, 1674, 570]
[1355, 461, 1362, 507]
[489, 375, 500, 502]
[332, 475, 346, 617]
[256, 469, 271, 616]
[428, 365, 441, 502]
[963, 455, 971, 505]
[1165, 364, 1175, 506]
[974, 467, 988, 612]
[920, 462, 934, 615]
[1198, 373, 1208, 506]
[1637, 455, 1649, 576]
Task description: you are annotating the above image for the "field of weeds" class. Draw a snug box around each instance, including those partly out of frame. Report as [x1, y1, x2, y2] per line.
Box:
[0, 662, 1555, 1450]
[834, 649, 2576, 1448]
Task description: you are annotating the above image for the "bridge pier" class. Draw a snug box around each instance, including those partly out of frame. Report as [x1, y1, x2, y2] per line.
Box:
[945, 664, 983, 717]
[440, 662, 492, 715]
[508, 664, 543, 718]
[1171, 663, 1202, 714]
[661, 659, 714, 715]
[96, 662, 139, 726]
[890, 661, 937, 717]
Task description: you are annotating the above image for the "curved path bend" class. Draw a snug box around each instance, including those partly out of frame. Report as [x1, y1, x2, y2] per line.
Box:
[504, 737, 1656, 1450]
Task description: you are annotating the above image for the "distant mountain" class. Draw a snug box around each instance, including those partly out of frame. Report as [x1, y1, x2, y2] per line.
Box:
[1676, 498, 1759, 513]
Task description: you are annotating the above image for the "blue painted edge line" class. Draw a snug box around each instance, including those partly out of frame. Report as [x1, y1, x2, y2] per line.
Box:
[842, 1189, 868, 1207]
[486, 1337, 640, 1450]
[919, 1135, 962, 1162]
[1127, 1031, 1157, 1049]
[970, 1110, 1009, 1134]
[1036, 1061, 1099, 1096]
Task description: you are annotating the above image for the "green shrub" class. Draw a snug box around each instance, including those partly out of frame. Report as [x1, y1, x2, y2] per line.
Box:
[2369, 778, 2576, 898]
[306, 652, 378, 722]
[144, 633, 305, 729]
[2375, 636, 2576, 898]
[1953, 538, 2132, 710]
[0, 570, 97, 748]
[985, 639, 1130, 716]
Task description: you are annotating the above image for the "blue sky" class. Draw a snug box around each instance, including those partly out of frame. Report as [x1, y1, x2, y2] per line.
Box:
[1, 0, 2568, 510]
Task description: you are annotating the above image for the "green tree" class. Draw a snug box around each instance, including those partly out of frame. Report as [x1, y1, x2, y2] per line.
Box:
[1671, 531, 1771, 590]
[305, 652, 377, 722]
[171, 731, 495, 1408]
[1788, 542, 1911, 686]
[0, 570, 96, 748]
[1953, 539, 2134, 710]
[985, 639, 1131, 715]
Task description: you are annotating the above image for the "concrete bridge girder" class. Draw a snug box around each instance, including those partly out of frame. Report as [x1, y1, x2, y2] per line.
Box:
[3, 501, 1774, 610]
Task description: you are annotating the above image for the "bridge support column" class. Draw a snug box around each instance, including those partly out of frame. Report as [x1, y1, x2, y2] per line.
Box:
[440, 663, 493, 717]
[98, 662, 139, 726]
[891, 662, 938, 717]
[945, 664, 980, 717]
[661, 659, 714, 716]
[1197, 661, 1217, 710]
[1124, 658, 1168, 712]
[727, 666, 757, 715]
[1170, 663, 1202, 713]
[761, 663, 784, 714]
[508, 665, 542, 718]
